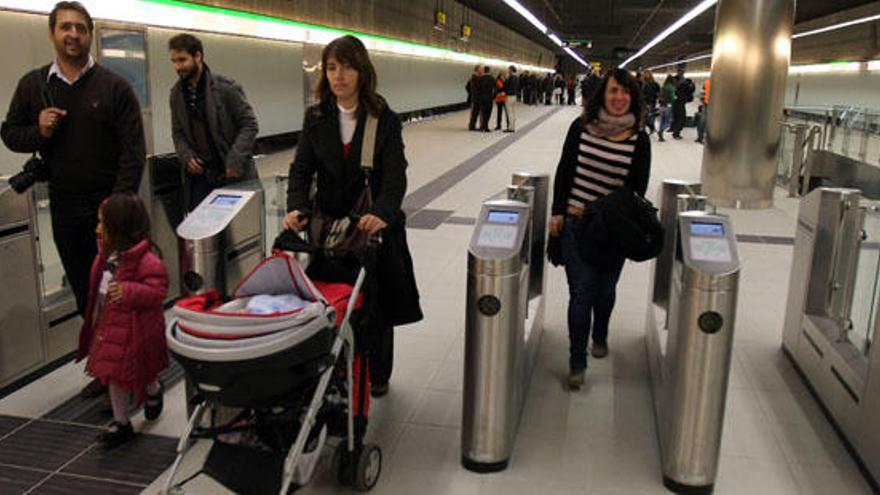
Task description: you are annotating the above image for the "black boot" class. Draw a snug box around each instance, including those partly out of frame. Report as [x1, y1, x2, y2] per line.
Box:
[99, 421, 134, 449]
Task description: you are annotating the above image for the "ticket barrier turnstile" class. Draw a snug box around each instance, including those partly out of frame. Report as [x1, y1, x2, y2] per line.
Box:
[0, 180, 80, 390]
[177, 185, 264, 299]
[645, 188, 741, 493]
[782, 187, 880, 489]
[461, 173, 549, 472]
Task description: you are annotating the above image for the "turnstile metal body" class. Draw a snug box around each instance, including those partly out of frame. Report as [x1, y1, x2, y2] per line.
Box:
[646, 204, 741, 494]
[177, 185, 264, 298]
[462, 172, 548, 472]
[0, 180, 45, 387]
[782, 187, 880, 488]
[0, 180, 81, 389]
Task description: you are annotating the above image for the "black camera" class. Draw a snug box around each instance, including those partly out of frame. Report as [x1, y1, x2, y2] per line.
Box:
[9, 155, 49, 193]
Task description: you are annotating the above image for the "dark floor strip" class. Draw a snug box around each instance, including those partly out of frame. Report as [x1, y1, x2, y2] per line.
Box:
[43, 360, 184, 426]
[402, 107, 563, 216]
[408, 209, 454, 230]
[0, 418, 178, 493]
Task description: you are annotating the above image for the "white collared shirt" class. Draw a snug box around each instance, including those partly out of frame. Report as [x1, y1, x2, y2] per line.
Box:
[47, 55, 96, 85]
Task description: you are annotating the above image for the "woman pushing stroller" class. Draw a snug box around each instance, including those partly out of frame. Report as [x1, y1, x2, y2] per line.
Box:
[283, 35, 422, 399]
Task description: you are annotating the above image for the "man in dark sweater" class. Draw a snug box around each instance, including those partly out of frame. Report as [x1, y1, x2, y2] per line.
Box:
[168, 33, 259, 210]
[476, 66, 496, 132]
[1, 2, 145, 317]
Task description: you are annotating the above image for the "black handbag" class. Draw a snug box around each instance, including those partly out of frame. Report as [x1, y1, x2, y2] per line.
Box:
[308, 114, 379, 259]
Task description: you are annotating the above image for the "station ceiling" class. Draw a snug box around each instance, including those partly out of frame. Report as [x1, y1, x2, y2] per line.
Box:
[457, 0, 877, 68]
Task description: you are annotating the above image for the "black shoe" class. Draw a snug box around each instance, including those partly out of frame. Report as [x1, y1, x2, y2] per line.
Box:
[80, 378, 107, 399]
[673, 134, 682, 140]
[370, 383, 389, 398]
[144, 380, 164, 421]
[503, 129, 514, 133]
[99, 421, 134, 449]
[658, 135, 665, 142]
[591, 342, 609, 359]
[567, 368, 585, 390]
[696, 138, 704, 143]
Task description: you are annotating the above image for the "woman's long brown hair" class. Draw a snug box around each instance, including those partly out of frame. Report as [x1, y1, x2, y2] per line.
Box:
[315, 35, 386, 118]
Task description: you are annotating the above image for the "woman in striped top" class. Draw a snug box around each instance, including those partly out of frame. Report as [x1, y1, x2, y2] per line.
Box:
[549, 68, 651, 390]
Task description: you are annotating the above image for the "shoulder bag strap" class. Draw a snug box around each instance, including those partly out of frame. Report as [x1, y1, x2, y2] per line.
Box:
[360, 114, 379, 173]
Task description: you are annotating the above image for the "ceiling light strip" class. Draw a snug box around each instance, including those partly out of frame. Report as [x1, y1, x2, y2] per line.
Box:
[656, 59, 880, 78]
[499, 0, 594, 70]
[620, 0, 717, 68]
[792, 13, 880, 39]
[647, 13, 880, 72]
[500, 0, 548, 33]
[0, 0, 554, 72]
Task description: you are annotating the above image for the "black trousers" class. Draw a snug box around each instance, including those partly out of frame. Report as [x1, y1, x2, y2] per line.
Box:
[49, 192, 107, 316]
[468, 103, 480, 130]
[495, 101, 509, 129]
[479, 101, 493, 131]
[367, 324, 394, 386]
[672, 100, 687, 136]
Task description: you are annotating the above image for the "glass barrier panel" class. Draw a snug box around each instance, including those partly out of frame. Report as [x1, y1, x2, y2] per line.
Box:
[98, 29, 149, 109]
[777, 127, 793, 188]
[261, 175, 289, 256]
[31, 182, 70, 304]
[851, 204, 880, 355]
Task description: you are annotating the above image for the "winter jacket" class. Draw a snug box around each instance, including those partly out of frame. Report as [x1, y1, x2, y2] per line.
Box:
[170, 66, 259, 184]
[495, 78, 507, 103]
[287, 99, 423, 326]
[79, 239, 169, 403]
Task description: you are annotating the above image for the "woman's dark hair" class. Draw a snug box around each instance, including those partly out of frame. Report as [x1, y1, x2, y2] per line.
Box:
[169, 33, 204, 58]
[316, 35, 385, 118]
[100, 193, 154, 256]
[582, 68, 645, 130]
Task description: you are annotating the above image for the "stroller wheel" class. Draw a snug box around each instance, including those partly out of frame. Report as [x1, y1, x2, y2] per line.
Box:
[354, 444, 382, 491]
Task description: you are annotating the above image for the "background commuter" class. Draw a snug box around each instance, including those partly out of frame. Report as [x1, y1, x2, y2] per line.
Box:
[494, 72, 509, 131]
[671, 73, 694, 140]
[0, 1, 146, 400]
[544, 74, 554, 105]
[548, 69, 651, 390]
[555, 74, 565, 105]
[657, 75, 676, 142]
[467, 64, 481, 131]
[505, 65, 518, 132]
[641, 70, 660, 134]
[78, 193, 168, 448]
[476, 66, 496, 132]
[566, 76, 577, 105]
[696, 79, 711, 144]
[284, 35, 422, 399]
[169, 33, 259, 210]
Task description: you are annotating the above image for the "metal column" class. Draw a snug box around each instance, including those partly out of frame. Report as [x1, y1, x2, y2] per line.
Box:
[701, 0, 794, 208]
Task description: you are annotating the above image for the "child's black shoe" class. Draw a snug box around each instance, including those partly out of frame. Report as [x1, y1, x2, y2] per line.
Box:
[144, 380, 164, 421]
[99, 421, 134, 449]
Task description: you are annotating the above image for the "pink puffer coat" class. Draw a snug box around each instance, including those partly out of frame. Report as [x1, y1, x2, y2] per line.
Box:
[78, 239, 169, 403]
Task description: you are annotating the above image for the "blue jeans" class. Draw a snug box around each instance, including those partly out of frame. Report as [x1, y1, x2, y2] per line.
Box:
[560, 217, 625, 370]
[659, 107, 672, 135]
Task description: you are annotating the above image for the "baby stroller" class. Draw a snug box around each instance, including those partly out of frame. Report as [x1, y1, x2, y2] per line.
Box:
[163, 234, 382, 494]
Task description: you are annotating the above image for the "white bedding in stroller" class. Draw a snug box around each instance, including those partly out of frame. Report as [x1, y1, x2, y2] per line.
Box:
[170, 254, 335, 351]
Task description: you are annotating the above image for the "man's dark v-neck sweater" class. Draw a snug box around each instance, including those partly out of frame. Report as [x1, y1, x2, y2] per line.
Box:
[1, 64, 146, 197]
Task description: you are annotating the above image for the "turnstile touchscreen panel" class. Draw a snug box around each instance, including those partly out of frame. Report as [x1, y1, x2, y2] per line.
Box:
[690, 222, 724, 236]
[477, 225, 518, 249]
[210, 194, 242, 207]
[487, 210, 519, 224]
